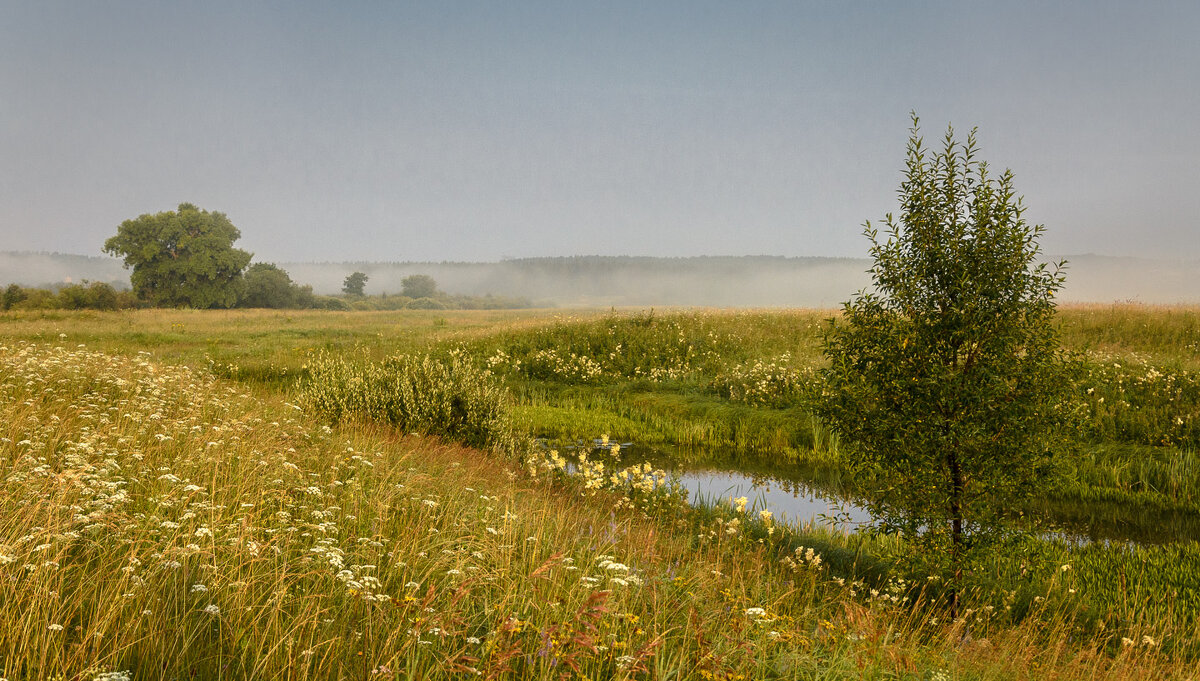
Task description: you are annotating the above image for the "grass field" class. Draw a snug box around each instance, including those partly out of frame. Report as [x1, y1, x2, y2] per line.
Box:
[2, 304, 1200, 679]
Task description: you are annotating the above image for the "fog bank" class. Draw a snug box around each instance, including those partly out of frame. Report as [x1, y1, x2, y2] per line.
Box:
[2, 252, 1197, 307]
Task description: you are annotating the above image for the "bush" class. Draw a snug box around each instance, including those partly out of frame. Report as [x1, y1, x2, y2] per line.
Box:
[400, 274, 437, 299]
[241, 263, 311, 308]
[311, 296, 351, 311]
[299, 351, 524, 455]
[58, 281, 120, 310]
[11, 287, 59, 310]
[405, 297, 447, 310]
[1081, 352, 1200, 448]
[2, 283, 28, 310]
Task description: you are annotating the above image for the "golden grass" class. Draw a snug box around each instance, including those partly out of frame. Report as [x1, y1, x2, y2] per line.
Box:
[1, 337, 1197, 679]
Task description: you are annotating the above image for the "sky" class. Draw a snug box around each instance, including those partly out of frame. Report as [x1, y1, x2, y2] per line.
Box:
[1, 1, 1197, 263]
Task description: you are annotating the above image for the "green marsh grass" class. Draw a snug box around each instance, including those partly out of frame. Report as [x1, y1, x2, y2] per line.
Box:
[4, 306, 1200, 677]
[2, 330, 1200, 677]
[300, 349, 523, 454]
[3, 305, 1200, 510]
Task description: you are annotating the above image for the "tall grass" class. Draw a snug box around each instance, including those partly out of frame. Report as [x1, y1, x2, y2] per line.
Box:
[477, 309, 828, 386]
[2, 339, 1199, 677]
[4, 306, 1200, 510]
[300, 349, 523, 455]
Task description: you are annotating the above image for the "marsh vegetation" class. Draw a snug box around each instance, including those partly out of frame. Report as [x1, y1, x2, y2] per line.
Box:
[2, 304, 1200, 678]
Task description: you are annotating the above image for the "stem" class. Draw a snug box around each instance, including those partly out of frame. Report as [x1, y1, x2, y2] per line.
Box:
[948, 448, 964, 620]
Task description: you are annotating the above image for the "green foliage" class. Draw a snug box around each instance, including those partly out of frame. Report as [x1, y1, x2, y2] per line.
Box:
[57, 281, 119, 310]
[2, 283, 27, 311]
[816, 118, 1081, 587]
[340, 292, 534, 311]
[342, 270, 368, 296]
[300, 349, 524, 455]
[712, 354, 815, 407]
[240, 262, 313, 308]
[401, 273, 438, 299]
[482, 311, 744, 385]
[404, 296, 447, 310]
[1080, 353, 1200, 448]
[311, 295, 352, 311]
[0, 282, 138, 311]
[103, 203, 251, 308]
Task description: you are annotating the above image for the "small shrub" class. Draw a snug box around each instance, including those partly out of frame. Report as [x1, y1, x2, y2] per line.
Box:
[405, 296, 447, 310]
[311, 295, 351, 311]
[300, 350, 524, 455]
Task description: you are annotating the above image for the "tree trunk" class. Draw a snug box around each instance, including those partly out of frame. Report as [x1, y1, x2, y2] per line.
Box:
[948, 449, 964, 620]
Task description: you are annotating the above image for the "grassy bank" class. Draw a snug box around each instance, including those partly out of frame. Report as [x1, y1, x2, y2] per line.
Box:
[2, 340, 1197, 679]
[2, 306, 1199, 512]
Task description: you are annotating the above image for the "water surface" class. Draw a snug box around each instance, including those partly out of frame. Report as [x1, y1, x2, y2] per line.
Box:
[564, 440, 1200, 546]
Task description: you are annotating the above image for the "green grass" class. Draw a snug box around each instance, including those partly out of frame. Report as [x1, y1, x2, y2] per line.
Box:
[2, 305, 1199, 510]
[5, 306, 1200, 678]
[3, 339, 1198, 679]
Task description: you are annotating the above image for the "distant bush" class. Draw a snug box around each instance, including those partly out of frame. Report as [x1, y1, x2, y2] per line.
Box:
[347, 295, 413, 311]
[300, 350, 524, 455]
[441, 293, 536, 310]
[2, 284, 28, 310]
[401, 274, 438, 299]
[239, 263, 316, 309]
[1, 282, 139, 311]
[311, 296, 351, 311]
[340, 291, 534, 310]
[405, 297, 447, 310]
[58, 281, 119, 310]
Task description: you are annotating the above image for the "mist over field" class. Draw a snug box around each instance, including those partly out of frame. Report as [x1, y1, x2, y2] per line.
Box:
[3, 251, 1197, 307]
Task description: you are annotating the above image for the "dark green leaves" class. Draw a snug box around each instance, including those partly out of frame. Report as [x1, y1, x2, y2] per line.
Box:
[817, 116, 1080, 585]
[103, 203, 251, 308]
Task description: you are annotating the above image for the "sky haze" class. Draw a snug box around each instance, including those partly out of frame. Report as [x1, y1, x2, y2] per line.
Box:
[2, 1, 1197, 263]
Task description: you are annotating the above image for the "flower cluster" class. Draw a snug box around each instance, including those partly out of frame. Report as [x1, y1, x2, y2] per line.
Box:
[712, 354, 815, 407]
[1082, 351, 1200, 447]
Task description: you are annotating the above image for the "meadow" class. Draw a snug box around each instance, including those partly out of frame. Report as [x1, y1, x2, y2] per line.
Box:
[2, 304, 1199, 679]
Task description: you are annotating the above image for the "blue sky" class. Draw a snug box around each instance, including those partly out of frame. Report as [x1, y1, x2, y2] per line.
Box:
[2, 1, 1197, 262]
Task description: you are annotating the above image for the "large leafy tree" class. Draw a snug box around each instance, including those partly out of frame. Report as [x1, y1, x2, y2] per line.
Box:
[816, 118, 1079, 613]
[103, 203, 252, 308]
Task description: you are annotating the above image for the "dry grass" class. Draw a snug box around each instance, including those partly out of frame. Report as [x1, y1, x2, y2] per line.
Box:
[1, 339, 1196, 679]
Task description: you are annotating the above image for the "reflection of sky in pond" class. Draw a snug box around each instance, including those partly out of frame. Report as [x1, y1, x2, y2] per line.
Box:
[564, 442, 1200, 546]
[669, 469, 873, 532]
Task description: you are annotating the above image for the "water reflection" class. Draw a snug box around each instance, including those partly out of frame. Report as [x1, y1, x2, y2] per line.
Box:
[561, 440, 875, 533]
[561, 440, 1200, 547]
[666, 468, 872, 532]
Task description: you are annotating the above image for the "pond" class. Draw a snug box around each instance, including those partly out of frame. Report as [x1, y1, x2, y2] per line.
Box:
[560, 440, 1200, 547]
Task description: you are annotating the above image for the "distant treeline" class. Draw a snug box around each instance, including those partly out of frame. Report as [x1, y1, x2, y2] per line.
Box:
[330, 292, 535, 312]
[2, 281, 138, 311]
[0, 281, 534, 312]
[5, 251, 1200, 306]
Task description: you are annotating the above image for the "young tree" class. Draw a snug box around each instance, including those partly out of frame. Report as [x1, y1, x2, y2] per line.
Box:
[816, 117, 1079, 614]
[343, 271, 369, 296]
[103, 203, 251, 308]
[401, 274, 438, 299]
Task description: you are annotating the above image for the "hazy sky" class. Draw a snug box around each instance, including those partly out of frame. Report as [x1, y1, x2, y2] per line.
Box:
[2, 1, 1197, 263]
